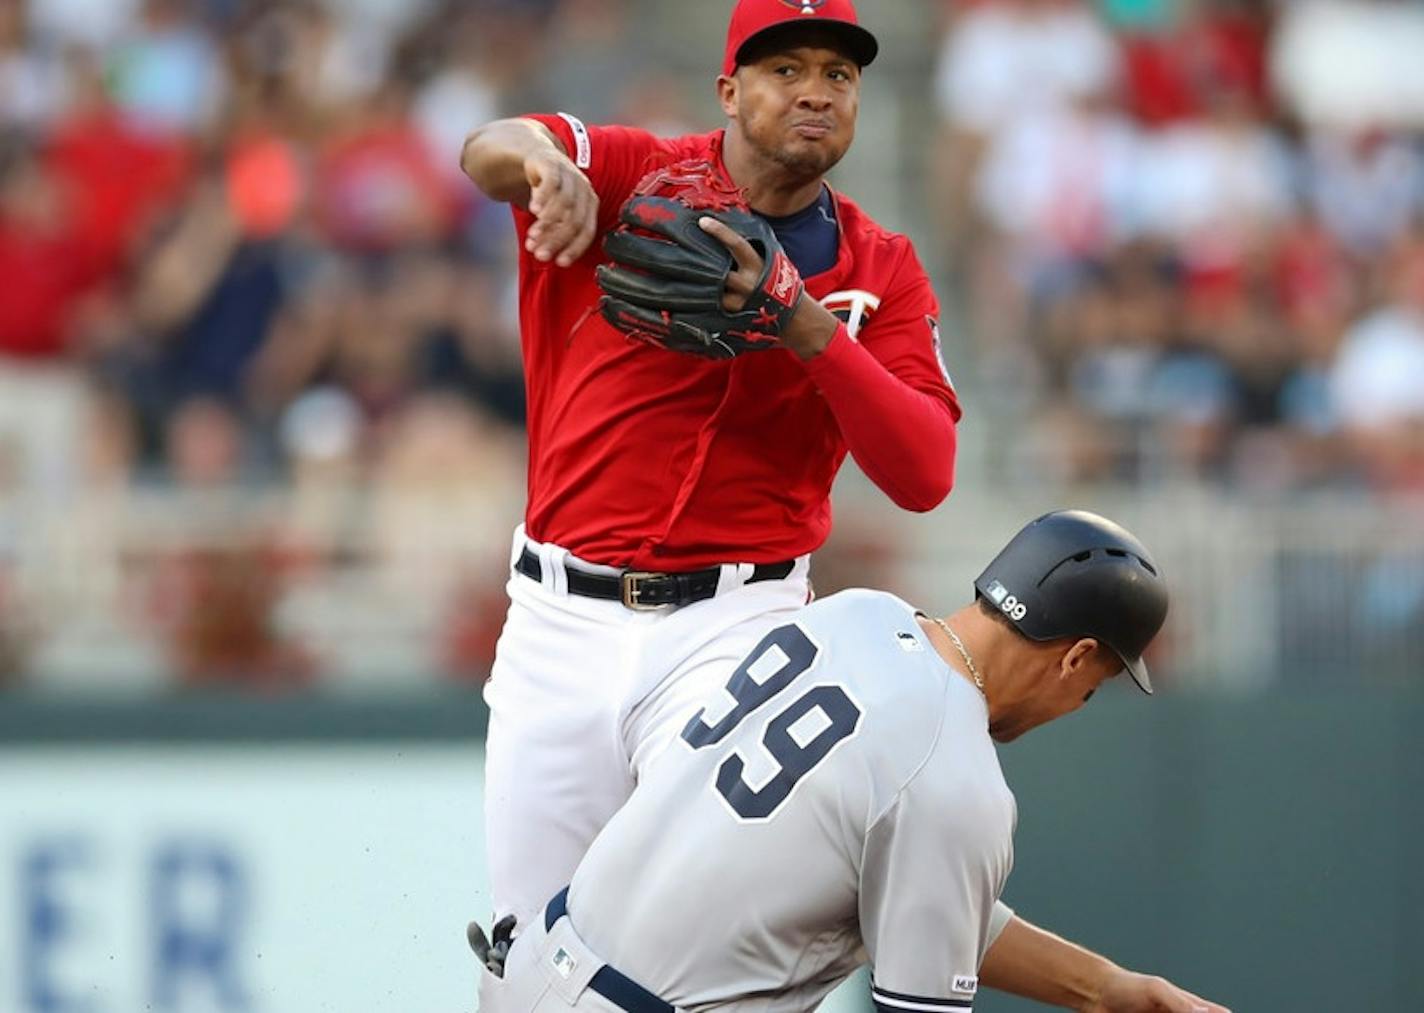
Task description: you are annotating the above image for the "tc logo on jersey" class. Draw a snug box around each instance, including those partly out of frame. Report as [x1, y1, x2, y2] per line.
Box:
[779, 0, 828, 12]
[821, 289, 881, 340]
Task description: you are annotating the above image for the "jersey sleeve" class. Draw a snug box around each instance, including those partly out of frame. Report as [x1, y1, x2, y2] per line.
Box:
[801, 240, 962, 511]
[854, 240, 961, 421]
[520, 112, 675, 234]
[858, 731, 1014, 1013]
[987, 900, 1015, 950]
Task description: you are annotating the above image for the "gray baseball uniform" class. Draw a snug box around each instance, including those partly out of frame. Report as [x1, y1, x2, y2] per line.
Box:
[532, 589, 1018, 1013]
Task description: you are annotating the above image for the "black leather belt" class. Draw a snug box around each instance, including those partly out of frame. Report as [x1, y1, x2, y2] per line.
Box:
[515, 546, 794, 611]
[545, 887, 674, 1013]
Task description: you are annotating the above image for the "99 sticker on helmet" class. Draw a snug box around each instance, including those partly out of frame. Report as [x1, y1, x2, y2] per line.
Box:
[984, 579, 1028, 622]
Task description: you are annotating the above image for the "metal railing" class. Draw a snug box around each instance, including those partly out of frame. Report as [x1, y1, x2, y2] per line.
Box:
[883, 484, 1424, 689]
[1, 483, 1420, 691]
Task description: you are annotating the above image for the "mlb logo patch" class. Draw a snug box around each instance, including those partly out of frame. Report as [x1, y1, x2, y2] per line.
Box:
[952, 974, 978, 995]
[984, 580, 1009, 605]
[895, 631, 924, 653]
[552, 946, 577, 979]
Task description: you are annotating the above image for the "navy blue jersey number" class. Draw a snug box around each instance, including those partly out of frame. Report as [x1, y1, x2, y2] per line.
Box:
[681, 625, 862, 820]
[682, 624, 819, 747]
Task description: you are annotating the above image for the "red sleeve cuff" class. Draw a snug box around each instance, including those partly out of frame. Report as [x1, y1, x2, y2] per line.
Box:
[801, 322, 856, 380]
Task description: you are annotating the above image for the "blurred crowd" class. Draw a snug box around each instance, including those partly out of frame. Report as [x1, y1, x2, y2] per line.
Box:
[932, 0, 1424, 492]
[0, 0, 686, 496]
[0, 0, 697, 687]
[0, 0, 1420, 689]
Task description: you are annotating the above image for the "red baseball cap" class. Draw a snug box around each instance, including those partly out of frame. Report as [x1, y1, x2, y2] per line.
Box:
[722, 0, 879, 77]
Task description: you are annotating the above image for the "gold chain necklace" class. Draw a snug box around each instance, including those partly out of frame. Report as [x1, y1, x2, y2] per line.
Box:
[931, 617, 985, 698]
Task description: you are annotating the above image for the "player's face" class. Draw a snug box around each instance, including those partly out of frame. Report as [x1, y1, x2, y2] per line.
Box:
[989, 640, 1121, 742]
[721, 45, 860, 179]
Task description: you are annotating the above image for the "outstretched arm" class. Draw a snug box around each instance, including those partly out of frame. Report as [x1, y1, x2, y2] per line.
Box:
[980, 915, 1231, 1013]
[460, 117, 599, 267]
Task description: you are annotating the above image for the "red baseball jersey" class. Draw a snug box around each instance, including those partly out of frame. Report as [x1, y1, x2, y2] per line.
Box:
[515, 114, 961, 570]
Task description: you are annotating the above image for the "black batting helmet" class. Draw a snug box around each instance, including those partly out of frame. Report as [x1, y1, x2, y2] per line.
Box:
[974, 510, 1168, 694]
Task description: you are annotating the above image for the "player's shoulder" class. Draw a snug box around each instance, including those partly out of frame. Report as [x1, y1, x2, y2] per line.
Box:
[522, 112, 713, 167]
[797, 586, 939, 689]
[636, 128, 723, 170]
[799, 591, 994, 814]
[803, 593, 1001, 763]
[795, 589, 952, 715]
[829, 190, 929, 289]
[912, 663, 1013, 834]
[830, 191, 917, 257]
[797, 587, 919, 633]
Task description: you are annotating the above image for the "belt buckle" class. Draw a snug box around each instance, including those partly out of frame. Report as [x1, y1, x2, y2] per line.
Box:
[620, 571, 664, 611]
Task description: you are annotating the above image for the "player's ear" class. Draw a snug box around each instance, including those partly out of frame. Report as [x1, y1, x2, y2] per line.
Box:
[716, 73, 739, 118]
[1059, 638, 1100, 680]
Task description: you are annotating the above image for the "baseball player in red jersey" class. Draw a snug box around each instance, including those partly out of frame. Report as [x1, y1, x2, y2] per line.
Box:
[461, 0, 959, 937]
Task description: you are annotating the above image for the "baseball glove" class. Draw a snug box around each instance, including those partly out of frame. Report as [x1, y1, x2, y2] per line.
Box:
[596, 160, 805, 360]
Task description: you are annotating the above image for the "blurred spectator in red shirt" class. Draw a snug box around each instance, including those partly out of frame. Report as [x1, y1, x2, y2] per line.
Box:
[0, 45, 188, 361]
[1114, 0, 1272, 126]
[313, 79, 458, 253]
[0, 140, 87, 360]
[42, 46, 193, 295]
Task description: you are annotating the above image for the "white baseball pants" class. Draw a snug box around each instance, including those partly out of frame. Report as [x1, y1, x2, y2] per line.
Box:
[477, 893, 682, 1013]
[482, 526, 810, 930]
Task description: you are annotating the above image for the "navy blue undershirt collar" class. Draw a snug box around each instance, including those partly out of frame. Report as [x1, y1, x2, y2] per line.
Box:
[758, 185, 839, 279]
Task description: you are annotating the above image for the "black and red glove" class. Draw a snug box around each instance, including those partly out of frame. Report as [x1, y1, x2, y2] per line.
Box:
[595, 160, 805, 360]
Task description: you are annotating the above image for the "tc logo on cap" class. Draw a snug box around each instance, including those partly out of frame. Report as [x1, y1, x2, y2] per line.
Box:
[779, 0, 828, 12]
